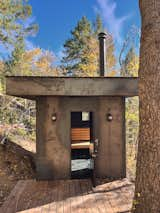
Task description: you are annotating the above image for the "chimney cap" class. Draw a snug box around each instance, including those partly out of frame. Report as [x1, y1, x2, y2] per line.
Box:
[98, 32, 107, 39]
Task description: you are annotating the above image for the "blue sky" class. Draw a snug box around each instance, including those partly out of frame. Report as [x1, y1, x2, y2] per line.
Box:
[29, 0, 140, 59]
[0, 0, 140, 61]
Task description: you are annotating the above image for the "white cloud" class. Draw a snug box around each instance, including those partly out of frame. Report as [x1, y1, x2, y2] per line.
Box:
[96, 0, 130, 44]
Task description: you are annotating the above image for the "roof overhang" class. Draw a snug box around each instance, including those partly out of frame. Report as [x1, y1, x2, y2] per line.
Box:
[6, 76, 138, 100]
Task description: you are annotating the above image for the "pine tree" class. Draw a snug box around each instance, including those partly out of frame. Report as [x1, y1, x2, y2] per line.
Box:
[61, 15, 116, 76]
[0, 0, 38, 76]
[0, 0, 38, 48]
[61, 16, 92, 75]
[121, 47, 139, 77]
[6, 36, 25, 75]
[94, 14, 103, 35]
[106, 34, 116, 75]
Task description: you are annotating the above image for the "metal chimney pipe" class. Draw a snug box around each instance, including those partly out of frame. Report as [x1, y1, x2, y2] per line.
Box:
[98, 32, 107, 76]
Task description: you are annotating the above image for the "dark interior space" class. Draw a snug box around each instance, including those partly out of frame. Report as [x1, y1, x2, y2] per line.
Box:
[71, 112, 93, 179]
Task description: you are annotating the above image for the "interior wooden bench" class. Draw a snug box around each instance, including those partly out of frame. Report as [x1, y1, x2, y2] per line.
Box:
[71, 128, 93, 153]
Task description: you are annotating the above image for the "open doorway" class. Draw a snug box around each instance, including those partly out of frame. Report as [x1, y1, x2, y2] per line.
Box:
[71, 112, 93, 179]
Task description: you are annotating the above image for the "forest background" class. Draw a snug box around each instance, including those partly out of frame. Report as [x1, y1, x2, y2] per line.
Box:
[0, 0, 139, 204]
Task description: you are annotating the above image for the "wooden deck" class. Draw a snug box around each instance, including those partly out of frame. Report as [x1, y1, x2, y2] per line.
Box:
[0, 178, 134, 213]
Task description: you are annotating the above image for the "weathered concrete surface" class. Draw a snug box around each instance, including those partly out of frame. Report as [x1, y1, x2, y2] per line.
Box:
[36, 96, 126, 179]
[6, 76, 138, 98]
[95, 97, 126, 178]
[36, 97, 70, 180]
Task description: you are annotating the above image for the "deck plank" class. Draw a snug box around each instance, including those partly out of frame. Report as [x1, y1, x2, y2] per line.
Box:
[84, 180, 100, 213]
[74, 180, 86, 213]
[1, 179, 134, 213]
[93, 186, 108, 213]
[16, 180, 37, 211]
[56, 180, 65, 213]
[70, 180, 78, 213]
[79, 180, 90, 213]
[1, 180, 27, 213]
[48, 181, 58, 213]
[63, 180, 71, 213]
[93, 182, 115, 213]
[104, 180, 132, 213]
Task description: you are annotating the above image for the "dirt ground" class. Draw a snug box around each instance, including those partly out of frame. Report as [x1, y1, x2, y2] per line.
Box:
[0, 139, 36, 206]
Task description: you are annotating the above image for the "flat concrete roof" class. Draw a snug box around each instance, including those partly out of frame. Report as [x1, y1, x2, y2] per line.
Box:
[6, 76, 138, 99]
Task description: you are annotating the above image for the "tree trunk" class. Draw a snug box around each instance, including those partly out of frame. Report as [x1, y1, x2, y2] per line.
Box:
[133, 1, 160, 212]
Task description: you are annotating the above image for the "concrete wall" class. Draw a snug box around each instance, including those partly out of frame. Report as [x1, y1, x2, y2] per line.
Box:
[36, 96, 125, 180]
[95, 97, 126, 178]
[36, 97, 70, 180]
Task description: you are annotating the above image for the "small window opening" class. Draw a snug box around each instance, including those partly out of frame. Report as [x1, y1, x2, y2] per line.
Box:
[82, 112, 90, 121]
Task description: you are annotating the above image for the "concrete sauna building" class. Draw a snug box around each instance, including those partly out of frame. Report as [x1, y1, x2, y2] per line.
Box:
[6, 76, 138, 180]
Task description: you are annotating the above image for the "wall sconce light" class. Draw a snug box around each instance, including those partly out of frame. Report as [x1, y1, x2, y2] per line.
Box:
[107, 113, 113, 122]
[51, 113, 57, 121]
